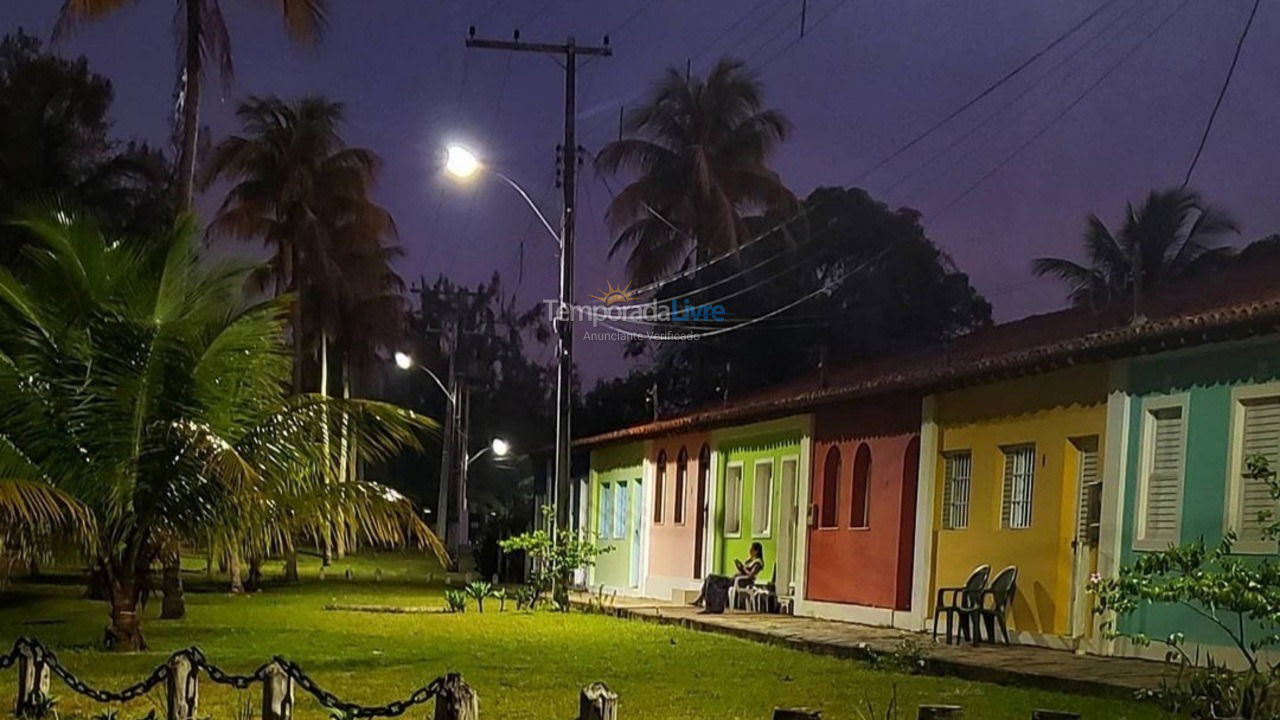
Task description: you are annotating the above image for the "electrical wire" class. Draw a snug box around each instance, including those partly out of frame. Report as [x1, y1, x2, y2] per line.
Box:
[1181, 0, 1262, 188]
[853, 0, 1122, 183]
[931, 0, 1191, 220]
[749, 0, 856, 72]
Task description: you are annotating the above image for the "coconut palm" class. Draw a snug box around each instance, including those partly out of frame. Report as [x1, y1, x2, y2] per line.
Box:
[0, 206, 439, 649]
[54, 0, 327, 212]
[1033, 187, 1239, 309]
[595, 57, 799, 284]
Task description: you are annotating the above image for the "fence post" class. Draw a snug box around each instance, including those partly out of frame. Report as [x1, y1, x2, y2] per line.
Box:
[773, 710, 821, 719]
[434, 673, 478, 720]
[578, 682, 617, 720]
[917, 706, 962, 720]
[15, 641, 49, 718]
[1030, 712, 1080, 720]
[166, 652, 199, 720]
[261, 661, 294, 720]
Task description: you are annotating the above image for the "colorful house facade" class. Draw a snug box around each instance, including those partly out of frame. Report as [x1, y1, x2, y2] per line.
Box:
[801, 395, 921, 625]
[587, 441, 648, 595]
[645, 431, 713, 602]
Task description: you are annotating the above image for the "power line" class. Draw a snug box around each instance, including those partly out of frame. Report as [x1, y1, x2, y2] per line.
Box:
[750, 0, 855, 71]
[932, 0, 1191, 220]
[854, 0, 1121, 183]
[1181, 0, 1262, 188]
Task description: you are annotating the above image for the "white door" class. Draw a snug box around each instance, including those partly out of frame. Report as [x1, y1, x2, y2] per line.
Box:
[1069, 437, 1102, 641]
[630, 478, 643, 588]
[776, 457, 800, 596]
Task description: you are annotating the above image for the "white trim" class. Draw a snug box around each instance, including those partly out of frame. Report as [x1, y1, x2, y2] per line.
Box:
[795, 599, 900, 627]
[1096, 361, 1131, 657]
[1133, 392, 1189, 551]
[751, 458, 775, 538]
[1111, 637, 1280, 672]
[723, 460, 745, 538]
[701, 445, 720, 579]
[775, 452, 803, 597]
[643, 574, 701, 603]
[1224, 381, 1280, 554]
[909, 395, 940, 631]
[791, 416, 814, 605]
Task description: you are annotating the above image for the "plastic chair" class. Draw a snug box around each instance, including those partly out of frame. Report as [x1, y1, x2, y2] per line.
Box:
[974, 566, 1018, 645]
[932, 564, 990, 644]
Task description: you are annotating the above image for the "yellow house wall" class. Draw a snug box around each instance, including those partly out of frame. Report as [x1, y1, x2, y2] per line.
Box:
[930, 364, 1107, 637]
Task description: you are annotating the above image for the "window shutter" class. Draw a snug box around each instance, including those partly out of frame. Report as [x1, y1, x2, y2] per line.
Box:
[599, 484, 613, 539]
[1239, 398, 1280, 542]
[1142, 407, 1184, 543]
[1076, 442, 1102, 544]
[943, 453, 971, 529]
[941, 459, 955, 528]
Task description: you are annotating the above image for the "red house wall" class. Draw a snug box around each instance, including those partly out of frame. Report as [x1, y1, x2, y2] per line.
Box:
[806, 394, 921, 610]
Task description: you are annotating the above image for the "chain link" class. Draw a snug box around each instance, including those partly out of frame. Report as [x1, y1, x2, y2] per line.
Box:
[5, 638, 444, 718]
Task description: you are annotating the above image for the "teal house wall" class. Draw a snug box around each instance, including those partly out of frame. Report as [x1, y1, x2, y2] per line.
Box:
[1118, 339, 1280, 647]
[588, 442, 646, 590]
[711, 418, 807, 581]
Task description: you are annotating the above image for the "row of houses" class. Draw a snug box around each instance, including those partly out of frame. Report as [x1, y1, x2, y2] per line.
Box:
[569, 258, 1280, 664]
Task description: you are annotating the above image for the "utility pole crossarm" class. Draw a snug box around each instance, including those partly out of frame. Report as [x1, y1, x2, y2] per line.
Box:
[465, 38, 612, 56]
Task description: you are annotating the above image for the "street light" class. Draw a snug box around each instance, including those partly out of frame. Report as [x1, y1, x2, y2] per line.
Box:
[441, 143, 572, 549]
[468, 436, 511, 464]
[394, 351, 456, 547]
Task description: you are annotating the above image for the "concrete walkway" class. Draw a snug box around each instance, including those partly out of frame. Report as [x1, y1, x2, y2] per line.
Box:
[576, 595, 1166, 699]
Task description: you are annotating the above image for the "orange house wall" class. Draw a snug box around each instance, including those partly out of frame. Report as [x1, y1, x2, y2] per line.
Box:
[805, 395, 921, 610]
[648, 431, 711, 580]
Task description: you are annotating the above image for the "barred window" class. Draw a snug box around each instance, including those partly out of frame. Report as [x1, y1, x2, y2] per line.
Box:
[942, 452, 972, 530]
[1002, 445, 1036, 530]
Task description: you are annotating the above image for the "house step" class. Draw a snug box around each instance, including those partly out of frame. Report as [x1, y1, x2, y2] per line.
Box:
[671, 588, 700, 605]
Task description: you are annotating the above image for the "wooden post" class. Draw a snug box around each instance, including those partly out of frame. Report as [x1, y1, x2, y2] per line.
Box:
[578, 682, 617, 720]
[14, 642, 49, 718]
[1030, 712, 1080, 720]
[917, 706, 962, 720]
[165, 652, 199, 720]
[773, 710, 821, 719]
[261, 661, 294, 720]
[434, 673, 478, 720]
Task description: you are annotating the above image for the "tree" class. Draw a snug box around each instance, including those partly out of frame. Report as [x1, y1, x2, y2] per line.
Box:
[0, 206, 438, 649]
[1033, 187, 1239, 309]
[55, 0, 327, 212]
[595, 57, 799, 284]
[0, 30, 173, 260]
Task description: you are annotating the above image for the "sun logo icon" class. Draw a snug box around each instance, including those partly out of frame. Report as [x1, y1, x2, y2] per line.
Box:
[590, 281, 639, 306]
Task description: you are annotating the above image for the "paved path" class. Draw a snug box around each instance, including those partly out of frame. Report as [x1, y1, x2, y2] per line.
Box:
[574, 595, 1166, 699]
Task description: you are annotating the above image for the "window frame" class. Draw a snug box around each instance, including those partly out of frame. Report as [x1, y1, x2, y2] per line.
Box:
[1134, 393, 1190, 552]
[723, 461, 744, 538]
[1001, 444, 1036, 530]
[674, 447, 689, 525]
[1225, 383, 1280, 554]
[615, 480, 629, 540]
[942, 450, 972, 530]
[752, 458, 775, 538]
[849, 443, 872, 529]
[818, 446, 841, 529]
[653, 450, 667, 525]
[598, 482, 613, 540]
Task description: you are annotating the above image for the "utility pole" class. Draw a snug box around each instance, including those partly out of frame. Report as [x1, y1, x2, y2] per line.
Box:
[465, 29, 611, 539]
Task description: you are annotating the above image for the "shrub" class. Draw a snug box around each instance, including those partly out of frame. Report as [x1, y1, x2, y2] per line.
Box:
[443, 589, 467, 613]
[499, 506, 611, 611]
[464, 581, 494, 613]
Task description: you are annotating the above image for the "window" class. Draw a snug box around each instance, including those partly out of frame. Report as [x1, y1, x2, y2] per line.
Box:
[942, 451, 972, 529]
[599, 483, 613, 539]
[1231, 394, 1280, 550]
[819, 447, 841, 528]
[752, 460, 774, 536]
[1073, 437, 1102, 545]
[1001, 445, 1035, 529]
[850, 444, 871, 528]
[653, 451, 667, 524]
[615, 480, 629, 539]
[1136, 400, 1186, 550]
[724, 463, 743, 535]
[674, 447, 689, 524]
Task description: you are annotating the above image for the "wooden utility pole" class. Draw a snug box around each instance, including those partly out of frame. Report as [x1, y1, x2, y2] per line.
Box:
[464, 29, 611, 535]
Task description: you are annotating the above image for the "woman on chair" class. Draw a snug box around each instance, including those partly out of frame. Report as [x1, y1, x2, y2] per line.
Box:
[692, 542, 764, 614]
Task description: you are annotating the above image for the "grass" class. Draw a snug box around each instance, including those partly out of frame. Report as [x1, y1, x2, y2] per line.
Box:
[0, 552, 1172, 720]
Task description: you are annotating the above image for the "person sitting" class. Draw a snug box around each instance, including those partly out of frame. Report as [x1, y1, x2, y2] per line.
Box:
[691, 542, 765, 614]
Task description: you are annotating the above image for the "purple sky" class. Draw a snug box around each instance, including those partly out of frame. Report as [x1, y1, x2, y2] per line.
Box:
[4, 0, 1278, 382]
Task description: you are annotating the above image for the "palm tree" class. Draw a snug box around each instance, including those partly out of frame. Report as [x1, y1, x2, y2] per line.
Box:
[594, 58, 799, 284]
[0, 206, 439, 649]
[54, 0, 327, 213]
[1033, 187, 1239, 310]
[202, 95, 402, 568]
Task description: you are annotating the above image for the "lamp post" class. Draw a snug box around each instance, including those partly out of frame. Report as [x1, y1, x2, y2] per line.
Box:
[442, 145, 568, 542]
[394, 351, 456, 547]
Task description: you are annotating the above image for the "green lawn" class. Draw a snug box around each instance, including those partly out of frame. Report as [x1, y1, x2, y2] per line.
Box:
[0, 553, 1170, 720]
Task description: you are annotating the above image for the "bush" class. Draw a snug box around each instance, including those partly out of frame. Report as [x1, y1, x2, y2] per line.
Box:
[499, 506, 611, 611]
[464, 581, 494, 613]
[443, 589, 467, 613]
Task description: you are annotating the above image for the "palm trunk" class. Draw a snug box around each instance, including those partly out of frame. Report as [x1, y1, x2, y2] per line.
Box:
[160, 550, 185, 619]
[245, 556, 263, 592]
[334, 362, 350, 559]
[205, 541, 215, 580]
[320, 331, 333, 566]
[228, 550, 245, 594]
[283, 544, 300, 582]
[105, 572, 146, 651]
[174, 0, 204, 214]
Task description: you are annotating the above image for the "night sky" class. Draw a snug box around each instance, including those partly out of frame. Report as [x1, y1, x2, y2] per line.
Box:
[4, 0, 1277, 382]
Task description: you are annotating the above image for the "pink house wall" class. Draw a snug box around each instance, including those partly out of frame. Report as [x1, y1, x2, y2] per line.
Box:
[806, 394, 921, 610]
[648, 431, 711, 581]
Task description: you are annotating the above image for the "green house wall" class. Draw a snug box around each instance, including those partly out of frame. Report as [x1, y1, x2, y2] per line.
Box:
[1118, 339, 1280, 645]
[712, 421, 805, 579]
[589, 442, 645, 590]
